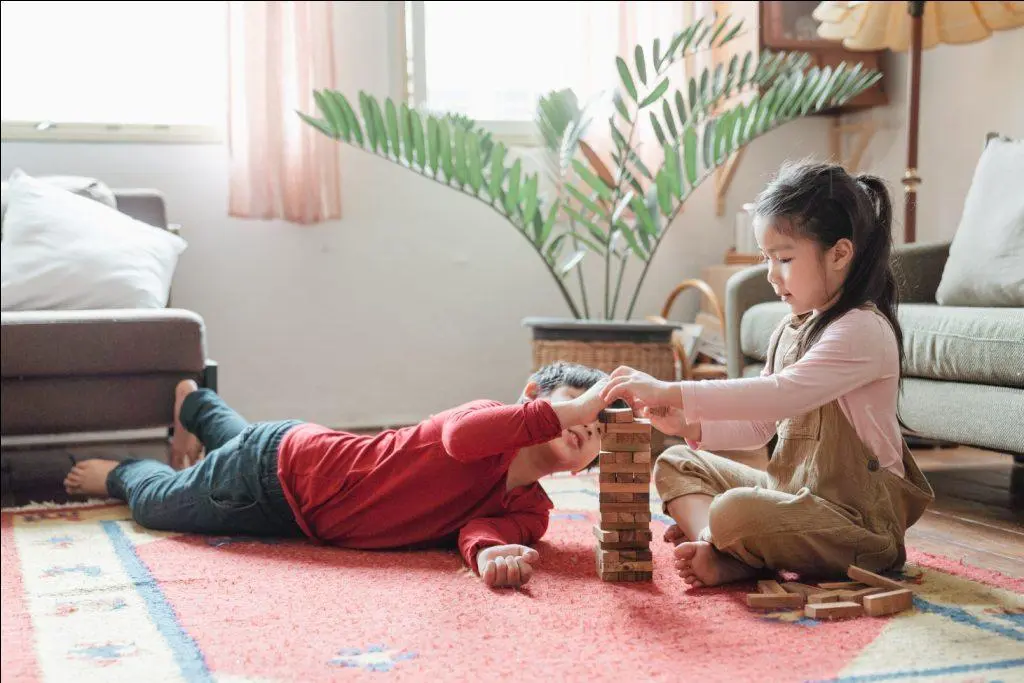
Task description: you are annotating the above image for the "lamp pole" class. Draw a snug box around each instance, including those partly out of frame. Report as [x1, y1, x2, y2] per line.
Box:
[903, 0, 926, 243]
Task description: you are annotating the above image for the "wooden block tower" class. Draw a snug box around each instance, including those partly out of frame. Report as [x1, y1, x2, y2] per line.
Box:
[594, 407, 654, 582]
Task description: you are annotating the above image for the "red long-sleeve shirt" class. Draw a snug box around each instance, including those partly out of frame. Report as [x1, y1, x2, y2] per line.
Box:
[275, 398, 562, 571]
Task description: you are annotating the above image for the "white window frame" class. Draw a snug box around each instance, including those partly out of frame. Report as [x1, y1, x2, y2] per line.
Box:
[401, 1, 542, 148]
[0, 2, 227, 145]
[0, 121, 223, 145]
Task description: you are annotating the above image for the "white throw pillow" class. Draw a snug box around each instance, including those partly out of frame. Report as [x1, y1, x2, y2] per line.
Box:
[1, 169, 187, 311]
[935, 136, 1024, 307]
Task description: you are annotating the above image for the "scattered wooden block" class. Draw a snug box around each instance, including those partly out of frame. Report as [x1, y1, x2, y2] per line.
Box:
[817, 580, 867, 590]
[781, 582, 827, 599]
[757, 580, 788, 595]
[599, 408, 635, 423]
[847, 565, 910, 593]
[805, 601, 863, 620]
[843, 586, 888, 604]
[747, 593, 805, 610]
[807, 591, 844, 603]
[862, 589, 914, 617]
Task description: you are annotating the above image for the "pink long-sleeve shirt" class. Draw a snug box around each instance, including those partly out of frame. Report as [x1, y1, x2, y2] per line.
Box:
[682, 307, 906, 477]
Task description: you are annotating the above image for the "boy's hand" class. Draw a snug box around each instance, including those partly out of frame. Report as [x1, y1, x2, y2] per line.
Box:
[599, 366, 682, 413]
[551, 377, 614, 429]
[477, 544, 539, 588]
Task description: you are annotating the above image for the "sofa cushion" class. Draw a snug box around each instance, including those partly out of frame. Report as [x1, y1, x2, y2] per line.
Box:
[900, 304, 1024, 388]
[1, 308, 206, 378]
[935, 135, 1024, 307]
[740, 302, 1024, 388]
[1, 172, 117, 229]
[1, 170, 187, 311]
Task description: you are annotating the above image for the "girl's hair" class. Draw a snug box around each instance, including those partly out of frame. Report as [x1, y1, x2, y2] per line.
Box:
[753, 160, 904, 370]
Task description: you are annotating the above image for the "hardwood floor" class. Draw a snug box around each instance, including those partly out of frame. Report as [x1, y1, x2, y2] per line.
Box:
[3, 439, 1021, 577]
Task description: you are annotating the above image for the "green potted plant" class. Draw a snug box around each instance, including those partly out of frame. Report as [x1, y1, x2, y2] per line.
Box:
[298, 14, 881, 379]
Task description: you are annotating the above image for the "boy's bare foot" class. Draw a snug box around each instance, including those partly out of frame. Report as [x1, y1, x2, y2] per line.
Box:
[170, 380, 202, 470]
[673, 540, 757, 588]
[63, 459, 119, 497]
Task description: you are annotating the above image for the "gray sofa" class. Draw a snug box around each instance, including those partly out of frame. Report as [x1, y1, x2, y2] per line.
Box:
[1, 187, 216, 438]
[725, 241, 1024, 458]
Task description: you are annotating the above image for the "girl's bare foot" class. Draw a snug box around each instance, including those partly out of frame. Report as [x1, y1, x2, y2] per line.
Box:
[63, 459, 120, 497]
[673, 540, 757, 588]
[170, 380, 202, 470]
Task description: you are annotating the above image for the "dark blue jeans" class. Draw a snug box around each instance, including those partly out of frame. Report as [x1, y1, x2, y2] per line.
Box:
[107, 389, 306, 538]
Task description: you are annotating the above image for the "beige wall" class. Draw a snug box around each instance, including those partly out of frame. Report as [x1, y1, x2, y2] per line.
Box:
[11, 5, 1018, 427]
[849, 28, 1024, 244]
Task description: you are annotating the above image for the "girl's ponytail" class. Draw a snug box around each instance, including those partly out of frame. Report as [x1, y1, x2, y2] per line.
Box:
[855, 173, 904, 371]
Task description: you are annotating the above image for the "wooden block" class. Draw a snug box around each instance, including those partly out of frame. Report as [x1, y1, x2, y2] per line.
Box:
[647, 406, 671, 417]
[598, 452, 625, 465]
[747, 593, 805, 610]
[817, 580, 867, 590]
[599, 462, 651, 474]
[757, 580, 788, 595]
[602, 431, 652, 452]
[593, 526, 619, 543]
[807, 591, 844, 603]
[781, 582, 827, 599]
[599, 492, 638, 503]
[597, 549, 654, 563]
[599, 522, 649, 531]
[598, 540, 651, 550]
[599, 408, 635, 423]
[836, 586, 887, 603]
[631, 451, 651, 464]
[598, 482, 650, 494]
[847, 565, 909, 593]
[804, 601, 863, 620]
[600, 570, 653, 582]
[602, 421, 651, 434]
[601, 560, 655, 573]
[862, 589, 914, 617]
[598, 502, 650, 513]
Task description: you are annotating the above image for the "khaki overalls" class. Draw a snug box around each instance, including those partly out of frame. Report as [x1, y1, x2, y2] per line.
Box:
[654, 309, 935, 577]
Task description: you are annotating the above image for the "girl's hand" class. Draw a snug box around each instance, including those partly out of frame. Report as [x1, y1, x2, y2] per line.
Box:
[599, 366, 682, 413]
[634, 401, 701, 442]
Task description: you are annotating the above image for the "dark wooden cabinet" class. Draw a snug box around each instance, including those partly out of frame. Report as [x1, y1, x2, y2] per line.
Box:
[717, 1, 888, 113]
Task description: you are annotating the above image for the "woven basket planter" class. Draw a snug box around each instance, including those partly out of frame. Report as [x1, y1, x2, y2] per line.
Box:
[522, 318, 680, 381]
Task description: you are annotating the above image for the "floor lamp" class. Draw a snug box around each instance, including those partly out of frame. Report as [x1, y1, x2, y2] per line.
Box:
[813, 1, 1024, 243]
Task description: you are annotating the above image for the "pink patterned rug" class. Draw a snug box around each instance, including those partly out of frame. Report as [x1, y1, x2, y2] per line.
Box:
[2, 473, 1022, 682]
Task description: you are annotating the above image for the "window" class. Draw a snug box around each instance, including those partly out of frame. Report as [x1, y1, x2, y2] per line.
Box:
[405, 1, 624, 143]
[1, 1, 228, 142]
[404, 1, 698, 146]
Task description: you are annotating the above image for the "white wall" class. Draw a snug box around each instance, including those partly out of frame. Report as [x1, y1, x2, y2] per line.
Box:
[849, 28, 1024, 244]
[3, 2, 857, 428]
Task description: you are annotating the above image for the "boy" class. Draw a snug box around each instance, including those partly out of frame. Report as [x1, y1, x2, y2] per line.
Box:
[64, 362, 613, 589]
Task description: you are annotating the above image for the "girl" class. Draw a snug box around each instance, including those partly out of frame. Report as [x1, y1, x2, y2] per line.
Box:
[600, 160, 935, 587]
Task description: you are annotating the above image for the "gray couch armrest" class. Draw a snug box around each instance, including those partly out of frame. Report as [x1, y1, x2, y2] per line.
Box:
[113, 189, 169, 230]
[725, 264, 774, 378]
[891, 241, 950, 304]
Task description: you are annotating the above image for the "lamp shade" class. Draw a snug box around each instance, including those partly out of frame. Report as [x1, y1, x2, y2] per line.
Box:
[813, 1, 1024, 52]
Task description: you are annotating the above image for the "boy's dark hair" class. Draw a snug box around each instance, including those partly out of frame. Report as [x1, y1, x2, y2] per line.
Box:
[754, 160, 905, 419]
[525, 361, 608, 398]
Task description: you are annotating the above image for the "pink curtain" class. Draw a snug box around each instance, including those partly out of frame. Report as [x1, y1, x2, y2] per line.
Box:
[227, 1, 341, 225]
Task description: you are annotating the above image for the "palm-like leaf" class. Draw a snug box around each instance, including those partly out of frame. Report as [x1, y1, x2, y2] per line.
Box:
[297, 12, 882, 321]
